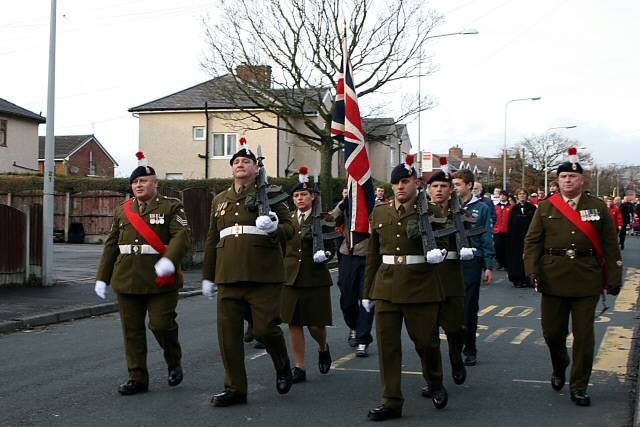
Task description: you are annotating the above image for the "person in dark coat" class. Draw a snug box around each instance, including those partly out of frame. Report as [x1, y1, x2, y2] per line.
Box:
[506, 189, 536, 287]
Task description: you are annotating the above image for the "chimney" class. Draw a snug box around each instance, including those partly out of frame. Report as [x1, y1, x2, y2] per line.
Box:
[235, 64, 272, 88]
[449, 145, 463, 159]
[470, 152, 477, 159]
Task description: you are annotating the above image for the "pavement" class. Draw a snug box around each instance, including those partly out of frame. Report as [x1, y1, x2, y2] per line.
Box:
[0, 239, 639, 426]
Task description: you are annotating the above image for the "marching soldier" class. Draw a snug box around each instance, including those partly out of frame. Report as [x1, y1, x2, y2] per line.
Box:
[95, 152, 191, 395]
[281, 167, 333, 383]
[362, 155, 448, 421]
[422, 158, 473, 397]
[524, 147, 623, 406]
[202, 137, 294, 407]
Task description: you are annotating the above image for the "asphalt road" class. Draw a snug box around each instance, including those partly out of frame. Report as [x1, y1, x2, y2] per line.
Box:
[2, 238, 639, 427]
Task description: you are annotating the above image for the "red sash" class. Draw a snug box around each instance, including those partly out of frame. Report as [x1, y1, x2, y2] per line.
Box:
[547, 193, 607, 290]
[123, 199, 175, 287]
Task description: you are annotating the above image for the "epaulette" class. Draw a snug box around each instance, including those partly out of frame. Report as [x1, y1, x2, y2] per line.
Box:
[161, 195, 182, 203]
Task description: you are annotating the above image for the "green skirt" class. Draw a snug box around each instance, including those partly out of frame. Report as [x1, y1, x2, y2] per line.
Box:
[280, 286, 332, 326]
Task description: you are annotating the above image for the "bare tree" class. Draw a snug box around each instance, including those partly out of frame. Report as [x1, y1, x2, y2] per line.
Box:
[517, 133, 592, 185]
[201, 0, 442, 192]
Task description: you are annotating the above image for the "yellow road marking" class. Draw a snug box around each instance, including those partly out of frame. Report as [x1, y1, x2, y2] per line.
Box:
[495, 306, 535, 318]
[478, 305, 498, 316]
[484, 327, 510, 342]
[513, 379, 592, 386]
[614, 267, 640, 313]
[510, 328, 534, 344]
[593, 326, 633, 382]
[331, 352, 357, 369]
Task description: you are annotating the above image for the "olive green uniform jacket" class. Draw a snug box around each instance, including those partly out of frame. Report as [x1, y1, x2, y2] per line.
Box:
[431, 202, 465, 297]
[523, 192, 623, 296]
[202, 184, 294, 284]
[283, 211, 334, 288]
[364, 197, 445, 303]
[96, 195, 192, 294]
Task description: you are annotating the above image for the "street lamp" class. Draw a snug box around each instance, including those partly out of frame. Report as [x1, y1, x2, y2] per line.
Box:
[417, 29, 479, 170]
[543, 125, 577, 195]
[502, 97, 541, 190]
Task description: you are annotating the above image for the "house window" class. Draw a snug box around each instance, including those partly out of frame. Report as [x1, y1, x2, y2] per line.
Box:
[0, 120, 6, 147]
[165, 173, 183, 180]
[193, 126, 205, 140]
[211, 133, 237, 158]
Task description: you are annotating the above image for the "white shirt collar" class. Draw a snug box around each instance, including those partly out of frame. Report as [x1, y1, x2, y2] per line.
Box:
[297, 209, 312, 221]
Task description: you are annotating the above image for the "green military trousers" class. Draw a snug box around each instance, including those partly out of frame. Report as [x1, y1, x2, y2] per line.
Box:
[217, 282, 290, 395]
[439, 296, 465, 368]
[541, 294, 600, 392]
[375, 300, 442, 410]
[117, 291, 182, 385]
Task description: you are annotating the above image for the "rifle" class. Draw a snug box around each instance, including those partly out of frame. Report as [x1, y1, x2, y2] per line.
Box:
[415, 186, 458, 258]
[311, 177, 341, 258]
[256, 145, 289, 216]
[449, 191, 485, 251]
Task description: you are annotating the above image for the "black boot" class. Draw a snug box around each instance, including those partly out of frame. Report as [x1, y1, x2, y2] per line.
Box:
[211, 390, 247, 407]
[318, 344, 332, 374]
[168, 366, 183, 387]
[276, 362, 293, 394]
[291, 367, 307, 383]
[570, 390, 591, 406]
[117, 380, 148, 396]
[432, 386, 448, 410]
[367, 405, 401, 421]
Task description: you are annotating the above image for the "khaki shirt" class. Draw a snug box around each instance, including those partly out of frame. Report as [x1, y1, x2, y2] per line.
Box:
[364, 196, 445, 303]
[96, 195, 192, 294]
[202, 183, 293, 284]
[524, 192, 623, 296]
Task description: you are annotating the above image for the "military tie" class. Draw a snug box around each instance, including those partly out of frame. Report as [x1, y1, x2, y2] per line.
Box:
[138, 201, 145, 215]
[568, 199, 577, 210]
[299, 213, 304, 225]
[397, 205, 405, 216]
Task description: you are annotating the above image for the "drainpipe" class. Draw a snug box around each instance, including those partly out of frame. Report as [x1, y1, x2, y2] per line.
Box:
[204, 101, 209, 179]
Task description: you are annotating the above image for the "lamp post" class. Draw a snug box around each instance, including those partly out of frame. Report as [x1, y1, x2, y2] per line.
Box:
[543, 125, 577, 195]
[417, 29, 479, 170]
[502, 97, 541, 190]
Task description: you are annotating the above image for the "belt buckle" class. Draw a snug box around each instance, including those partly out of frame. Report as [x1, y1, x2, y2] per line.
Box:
[396, 255, 405, 265]
[232, 224, 242, 237]
[132, 244, 141, 255]
[566, 249, 576, 259]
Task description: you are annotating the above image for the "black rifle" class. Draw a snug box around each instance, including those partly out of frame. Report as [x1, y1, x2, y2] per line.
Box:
[449, 191, 485, 251]
[311, 178, 341, 258]
[415, 186, 458, 258]
[256, 145, 289, 216]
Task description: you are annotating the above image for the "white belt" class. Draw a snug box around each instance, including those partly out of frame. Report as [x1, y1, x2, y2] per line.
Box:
[119, 244, 159, 255]
[220, 225, 268, 239]
[382, 255, 426, 265]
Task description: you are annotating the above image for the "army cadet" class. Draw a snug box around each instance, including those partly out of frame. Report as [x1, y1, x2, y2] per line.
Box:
[281, 167, 333, 383]
[421, 159, 473, 398]
[524, 148, 623, 407]
[95, 152, 191, 395]
[202, 137, 294, 407]
[362, 155, 448, 421]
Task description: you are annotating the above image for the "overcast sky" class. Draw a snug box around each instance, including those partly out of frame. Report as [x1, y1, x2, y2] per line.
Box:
[1, 0, 638, 176]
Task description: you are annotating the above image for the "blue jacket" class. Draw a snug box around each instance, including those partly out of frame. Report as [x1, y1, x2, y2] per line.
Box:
[464, 196, 496, 269]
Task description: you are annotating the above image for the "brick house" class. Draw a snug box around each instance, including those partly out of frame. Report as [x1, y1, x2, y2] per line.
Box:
[0, 97, 46, 173]
[38, 134, 118, 177]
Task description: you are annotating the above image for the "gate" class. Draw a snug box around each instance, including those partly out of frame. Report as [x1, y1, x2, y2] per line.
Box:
[181, 188, 213, 262]
[0, 205, 26, 285]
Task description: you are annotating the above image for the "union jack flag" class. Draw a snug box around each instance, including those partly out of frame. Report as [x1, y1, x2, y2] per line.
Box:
[331, 38, 374, 245]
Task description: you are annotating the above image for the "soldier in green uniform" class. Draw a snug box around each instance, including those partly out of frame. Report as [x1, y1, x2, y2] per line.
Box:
[281, 167, 333, 383]
[524, 148, 623, 406]
[95, 152, 191, 395]
[363, 155, 448, 421]
[202, 138, 294, 407]
[421, 162, 472, 397]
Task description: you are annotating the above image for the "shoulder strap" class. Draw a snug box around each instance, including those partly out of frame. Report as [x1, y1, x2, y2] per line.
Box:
[123, 199, 167, 255]
[547, 193, 607, 289]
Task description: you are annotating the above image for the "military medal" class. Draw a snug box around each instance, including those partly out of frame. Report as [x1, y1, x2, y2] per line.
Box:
[150, 213, 156, 224]
[158, 214, 165, 224]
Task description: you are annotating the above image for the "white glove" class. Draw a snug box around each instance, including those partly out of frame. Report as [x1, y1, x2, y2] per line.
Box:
[256, 211, 279, 233]
[95, 280, 107, 299]
[202, 280, 217, 298]
[154, 257, 175, 276]
[361, 299, 374, 313]
[313, 250, 329, 263]
[460, 247, 477, 261]
[426, 248, 446, 264]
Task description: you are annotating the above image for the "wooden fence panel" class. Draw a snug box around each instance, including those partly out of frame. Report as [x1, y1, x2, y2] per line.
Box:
[30, 204, 43, 267]
[182, 188, 213, 254]
[0, 204, 26, 284]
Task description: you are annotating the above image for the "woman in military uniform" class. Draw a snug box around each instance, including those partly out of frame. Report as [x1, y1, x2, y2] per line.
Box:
[281, 168, 333, 383]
